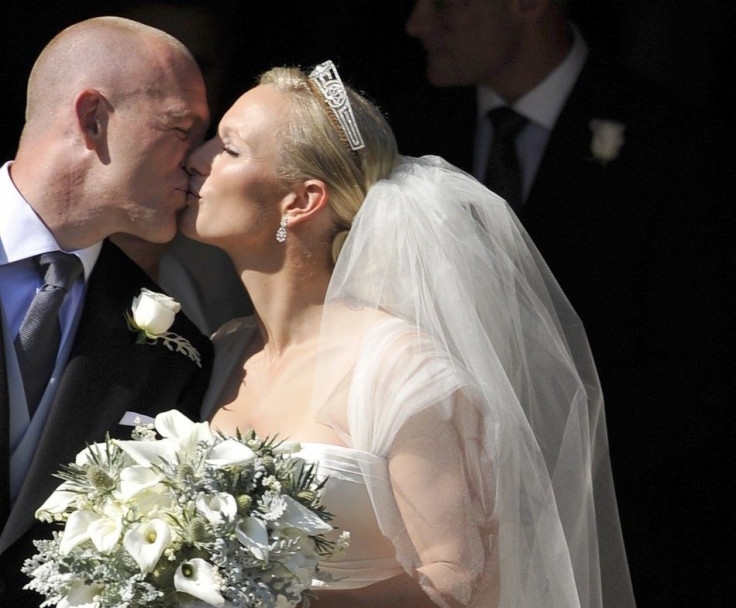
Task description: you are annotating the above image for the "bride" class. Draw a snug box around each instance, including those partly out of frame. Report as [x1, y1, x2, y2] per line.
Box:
[179, 61, 634, 608]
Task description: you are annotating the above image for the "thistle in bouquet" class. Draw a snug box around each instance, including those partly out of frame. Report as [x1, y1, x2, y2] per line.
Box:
[22, 410, 350, 608]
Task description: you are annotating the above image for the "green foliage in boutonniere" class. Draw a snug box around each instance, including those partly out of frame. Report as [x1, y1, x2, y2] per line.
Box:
[125, 288, 201, 367]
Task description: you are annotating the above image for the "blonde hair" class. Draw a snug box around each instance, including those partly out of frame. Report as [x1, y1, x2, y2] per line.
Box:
[259, 66, 399, 263]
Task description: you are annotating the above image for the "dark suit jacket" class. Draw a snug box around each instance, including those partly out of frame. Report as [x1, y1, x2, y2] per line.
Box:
[0, 239, 213, 607]
[391, 58, 734, 607]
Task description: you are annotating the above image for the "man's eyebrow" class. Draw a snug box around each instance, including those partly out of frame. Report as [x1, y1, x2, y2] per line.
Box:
[165, 109, 196, 123]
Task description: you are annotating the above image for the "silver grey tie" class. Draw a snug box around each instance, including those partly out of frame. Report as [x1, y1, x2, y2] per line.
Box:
[14, 252, 83, 417]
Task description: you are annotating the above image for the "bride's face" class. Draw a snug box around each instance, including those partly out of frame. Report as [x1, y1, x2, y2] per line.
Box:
[180, 85, 291, 258]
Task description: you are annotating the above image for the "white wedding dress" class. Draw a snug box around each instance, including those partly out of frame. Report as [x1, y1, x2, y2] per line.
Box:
[199, 315, 455, 592]
[199, 157, 635, 608]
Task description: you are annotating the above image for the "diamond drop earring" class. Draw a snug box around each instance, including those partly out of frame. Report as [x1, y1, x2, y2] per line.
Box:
[276, 217, 288, 243]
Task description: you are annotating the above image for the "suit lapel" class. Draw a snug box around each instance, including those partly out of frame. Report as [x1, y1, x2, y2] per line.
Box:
[0, 241, 158, 549]
[521, 59, 602, 224]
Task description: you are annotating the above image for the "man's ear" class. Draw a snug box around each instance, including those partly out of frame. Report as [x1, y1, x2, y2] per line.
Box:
[284, 179, 329, 225]
[75, 88, 108, 151]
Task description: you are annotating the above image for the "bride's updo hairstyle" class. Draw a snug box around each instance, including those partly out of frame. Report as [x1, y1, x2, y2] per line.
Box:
[259, 66, 399, 263]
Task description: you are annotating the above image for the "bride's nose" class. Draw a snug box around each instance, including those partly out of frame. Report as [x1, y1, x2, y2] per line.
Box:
[184, 137, 217, 176]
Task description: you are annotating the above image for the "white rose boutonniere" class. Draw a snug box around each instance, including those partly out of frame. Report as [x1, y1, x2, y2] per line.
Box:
[589, 119, 626, 165]
[126, 288, 201, 367]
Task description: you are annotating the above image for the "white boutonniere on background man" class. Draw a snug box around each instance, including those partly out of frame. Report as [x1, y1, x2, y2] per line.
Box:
[125, 288, 201, 367]
[589, 119, 626, 165]
[22, 410, 349, 608]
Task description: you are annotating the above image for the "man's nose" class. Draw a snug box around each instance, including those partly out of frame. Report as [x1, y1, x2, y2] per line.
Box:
[184, 139, 215, 176]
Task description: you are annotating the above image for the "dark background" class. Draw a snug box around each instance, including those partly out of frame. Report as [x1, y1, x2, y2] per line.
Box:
[1, 0, 734, 160]
[1, 0, 734, 604]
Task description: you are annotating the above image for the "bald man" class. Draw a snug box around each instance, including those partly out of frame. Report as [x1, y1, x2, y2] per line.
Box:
[0, 17, 213, 605]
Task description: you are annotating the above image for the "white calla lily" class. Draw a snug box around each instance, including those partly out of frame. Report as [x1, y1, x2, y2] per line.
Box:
[88, 515, 123, 553]
[125, 487, 173, 517]
[36, 483, 77, 520]
[124, 519, 172, 573]
[280, 495, 333, 534]
[60, 510, 101, 555]
[174, 558, 225, 607]
[57, 581, 102, 608]
[155, 409, 214, 448]
[196, 492, 238, 524]
[205, 439, 257, 467]
[116, 466, 163, 500]
[74, 442, 110, 466]
[115, 410, 214, 467]
[113, 437, 180, 468]
[235, 516, 270, 562]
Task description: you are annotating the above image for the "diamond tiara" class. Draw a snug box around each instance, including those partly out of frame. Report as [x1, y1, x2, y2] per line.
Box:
[308, 60, 366, 152]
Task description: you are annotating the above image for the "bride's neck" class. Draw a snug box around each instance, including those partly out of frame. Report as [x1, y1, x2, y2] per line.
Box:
[241, 263, 331, 356]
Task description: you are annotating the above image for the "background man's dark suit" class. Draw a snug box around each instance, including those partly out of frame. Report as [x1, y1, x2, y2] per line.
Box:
[391, 57, 733, 606]
[0, 240, 214, 607]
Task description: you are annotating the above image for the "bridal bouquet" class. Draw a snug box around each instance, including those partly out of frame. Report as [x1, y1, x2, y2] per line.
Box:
[22, 410, 349, 608]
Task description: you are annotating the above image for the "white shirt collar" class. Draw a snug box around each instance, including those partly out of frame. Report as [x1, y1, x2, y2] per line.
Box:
[0, 160, 101, 279]
[477, 23, 589, 129]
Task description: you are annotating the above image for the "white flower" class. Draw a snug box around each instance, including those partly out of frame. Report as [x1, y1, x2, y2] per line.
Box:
[115, 409, 214, 467]
[126, 293, 202, 366]
[114, 467, 172, 516]
[88, 513, 123, 554]
[115, 466, 162, 499]
[25, 415, 345, 608]
[60, 511, 100, 555]
[236, 516, 270, 562]
[124, 519, 172, 573]
[280, 495, 333, 535]
[196, 492, 238, 524]
[75, 442, 110, 466]
[174, 558, 225, 607]
[57, 581, 102, 608]
[589, 119, 625, 164]
[204, 439, 257, 466]
[36, 482, 78, 521]
[131, 288, 180, 336]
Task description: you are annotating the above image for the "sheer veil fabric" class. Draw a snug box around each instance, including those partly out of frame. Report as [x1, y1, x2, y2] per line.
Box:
[309, 156, 635, 608]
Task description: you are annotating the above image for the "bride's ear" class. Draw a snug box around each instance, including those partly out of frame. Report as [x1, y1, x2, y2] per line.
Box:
[283, 179, 329, 225]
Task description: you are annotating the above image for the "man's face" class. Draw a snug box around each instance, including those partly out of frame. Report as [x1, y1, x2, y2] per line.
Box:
[102, 57, 209, 244]
[406, 0, 522, 88]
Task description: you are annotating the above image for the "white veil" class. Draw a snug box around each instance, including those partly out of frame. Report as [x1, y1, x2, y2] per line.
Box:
[311, 156, 635, 608]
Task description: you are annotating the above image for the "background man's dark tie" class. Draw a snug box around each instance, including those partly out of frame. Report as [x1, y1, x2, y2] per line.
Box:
[14, 251, 82, 417]
[484, 107, 528, 212]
